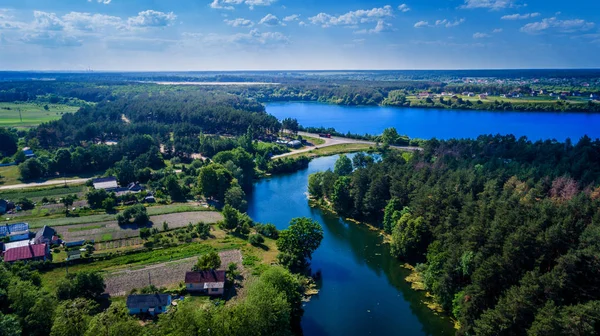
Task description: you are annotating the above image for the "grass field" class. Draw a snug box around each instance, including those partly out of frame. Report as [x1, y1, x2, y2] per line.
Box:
[302, 135, 326, 146]
[0, 166, 21, 186]
[0, 102, 79, 128]
[285, 143, 375, 159]
[0, 184, 87, 201]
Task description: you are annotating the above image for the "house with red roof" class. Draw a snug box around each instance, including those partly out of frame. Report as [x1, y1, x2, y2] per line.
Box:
[3, 243, 50, 263]
[185, 270, 226, 295]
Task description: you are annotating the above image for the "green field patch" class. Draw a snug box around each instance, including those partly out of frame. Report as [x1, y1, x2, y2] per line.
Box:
[0, 102, 79, 128]
[0, 166, 21, 186]
[101, 233, 112, 241]
[0, 184, 87, 200]
[68, 224, 106, 232]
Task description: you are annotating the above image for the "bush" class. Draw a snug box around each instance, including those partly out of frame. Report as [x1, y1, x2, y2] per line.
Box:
[116, 204, 149, 226]
[249, 234, 265, 246]
[18, 197, 35, 210]
[255, 223, 279, 239]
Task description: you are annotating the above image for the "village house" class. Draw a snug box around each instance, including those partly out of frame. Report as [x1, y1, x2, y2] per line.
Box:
[0, 200, 7, 215]
[3, 243, 50, 263]
[92, 177, 119, 190]
[185, 270, 226, 295]
[479, 93, 488, 100]
[34, 225, 59, 245]
[126, 294, 172, 315]
[22, 147, 36, 159]
[0, 223, 30, 242]
[287, 140, 302, 148]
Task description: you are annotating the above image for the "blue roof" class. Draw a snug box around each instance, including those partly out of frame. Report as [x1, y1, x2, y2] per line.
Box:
[65, 240, 85, 247]
[0, 223, 29, 237]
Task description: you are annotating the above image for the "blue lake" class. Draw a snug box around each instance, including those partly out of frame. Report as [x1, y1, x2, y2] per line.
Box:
[247, 155, 455, 336]
[266, 102, 600, 141]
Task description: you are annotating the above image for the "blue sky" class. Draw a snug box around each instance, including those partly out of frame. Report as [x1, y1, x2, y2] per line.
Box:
[0, 0, 599, 70]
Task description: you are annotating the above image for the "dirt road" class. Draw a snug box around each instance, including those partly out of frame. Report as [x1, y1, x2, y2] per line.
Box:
[271, 131, 421, 159]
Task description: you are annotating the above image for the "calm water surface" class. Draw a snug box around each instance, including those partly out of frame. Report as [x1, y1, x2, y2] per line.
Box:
[247, 155, 455, 336]
[266, 102, 600, 141]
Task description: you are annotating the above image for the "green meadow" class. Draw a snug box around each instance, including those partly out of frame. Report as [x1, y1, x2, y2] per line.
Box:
[0, 102, 79, 128]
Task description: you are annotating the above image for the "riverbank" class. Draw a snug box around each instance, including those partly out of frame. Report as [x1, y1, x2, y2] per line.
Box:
[309, 196, 456, 327]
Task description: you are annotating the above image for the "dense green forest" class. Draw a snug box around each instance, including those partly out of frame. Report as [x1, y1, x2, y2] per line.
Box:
[309, 136, 600, 335]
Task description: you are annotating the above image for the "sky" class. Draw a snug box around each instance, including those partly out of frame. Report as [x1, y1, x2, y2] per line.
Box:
[0, 0, 599, 70]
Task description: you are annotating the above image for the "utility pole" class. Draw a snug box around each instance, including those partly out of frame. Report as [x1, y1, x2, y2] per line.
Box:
[18, 108, 22, 123]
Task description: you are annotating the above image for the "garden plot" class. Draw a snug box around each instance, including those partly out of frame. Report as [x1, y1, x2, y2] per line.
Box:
[104, 249, 243, 296]
[55, 211, 223, 242]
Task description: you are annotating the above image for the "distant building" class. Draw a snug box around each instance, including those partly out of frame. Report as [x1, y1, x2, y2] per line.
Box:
[479, 94, 488, 100]
[34, 226, 59, 245]
[92, 177, 119, 190]
[3, 243, 50, 263]
[0, 200, 6, 215]
[287, 140, 302, 148]
[22, 147, 36, 159]
[0, 223, 30, 242]
[65, 240, 86, 248]
[143, 195, 156, 203]
[127, 294, 172, 315]
[185, 270, 226, 295]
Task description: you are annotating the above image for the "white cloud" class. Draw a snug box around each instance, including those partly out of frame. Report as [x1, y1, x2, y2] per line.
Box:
[461, 0, 515, 10]
[184, 28, 288, 45]
[309, 5, 393, 27]
[398, 4, 410, 12]
[127, 10, 176, 27]
[33, 11, 65, 31]
[414, 20, 428, 28]
[210, 0, 277, 10]
[355, 20, 393, 34]
[473, 32, 490, 38]
[88, 0, 112, 4]
[492, 28, 503, 33]
[521, 17, 595, 34]
[62, 12, 124, 31]
[298, 21, 307, 27]
[224, 18, 254, 27]
[21, 31, 82, 47]
[436, 18, 465, 27]
[501, 12, 540, 20]
[259, 14, 282, 26]
[283, 14, 300, 22]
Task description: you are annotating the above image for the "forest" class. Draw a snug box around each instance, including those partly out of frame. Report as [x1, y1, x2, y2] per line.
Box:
[309, 135, 600, 335]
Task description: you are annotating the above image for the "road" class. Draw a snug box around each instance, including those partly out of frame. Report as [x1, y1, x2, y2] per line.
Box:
[0, 178, 90, 191]
[271, 131, 421, 159]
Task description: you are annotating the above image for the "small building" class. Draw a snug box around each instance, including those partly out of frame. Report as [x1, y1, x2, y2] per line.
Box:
[66, 249, 82, 261]
[22, 147, 36, 159]
[65, 240, 86, 248]
[479, 94, 488, 100]
[185, 270, 226, 295]
[92, 177, 119, 190]
[3, 239, 35, 252]
[127, 294, 172, 315]
[143, 195, 156, 203]
[0, 223, 30, 242]
[287, 140, 302, 148]
[0, 200, 6, 215]
[34, 225, 58, 245]
[3, 243, 50, 263]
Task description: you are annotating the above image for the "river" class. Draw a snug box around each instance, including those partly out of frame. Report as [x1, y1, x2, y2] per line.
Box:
[247, 154, 455, 336]
[266, 102, 600, 141]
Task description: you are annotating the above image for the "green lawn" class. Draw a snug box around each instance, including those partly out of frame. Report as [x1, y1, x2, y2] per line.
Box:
[302, 135, 326, 146]
[0, 165, 21, 186]
[0, 184, 87, 201]
[0, 102, 79, 128]
[285, 143, 375, 159]
[68, 224, 106, 232]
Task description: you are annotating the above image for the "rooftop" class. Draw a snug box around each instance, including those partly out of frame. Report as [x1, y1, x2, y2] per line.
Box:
[126, 294, 171, 309]
[92, 177, 119, 190]
[0, 223, 29, 237]
[3, 243, 47, 262]
[185, 270, 226, 284]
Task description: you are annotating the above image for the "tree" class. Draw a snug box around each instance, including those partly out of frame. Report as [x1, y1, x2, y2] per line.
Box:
[62, 194, 77, 215]
[0, 128, 17, 157]
[116, 204, 148, 226]
[84, 301, 143, 336]
[163, 174, 186, 201]
[0, 313, 21, 336]
[51, 299, 98, 336]
[282, 118, 299, 134]
[249, 234, 264, 246]
[308, 172, 324, 198]
[193, 251, 221, 271]
[86, 189, 108, 209]
[162, 221, 169, 232]
[331, 176, 352, 215]
[224, 182, 248, 212]
[381, 127, 400, 146]
[221, 204, 240, 231]
[102, 197, 116, 212]
[55, 272, 106, 301]
[352, 152, 374, 169]
[390, 213, 428, 259]
[197, 163, 233, 203]
[19, 158, 46, 180]
[276, 217, 324, 271]
[334, 155, 353, 176]
[17, 197, 35, 210]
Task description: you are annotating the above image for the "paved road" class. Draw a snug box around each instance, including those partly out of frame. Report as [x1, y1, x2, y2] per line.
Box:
[272, 131, 420, 159]
[0, 178, 90, 191]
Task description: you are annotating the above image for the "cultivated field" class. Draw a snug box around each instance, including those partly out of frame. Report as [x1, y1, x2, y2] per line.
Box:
[104, 250, 243, 296]
[0, 102, 79, 128]
[55, 211, 223, 242]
